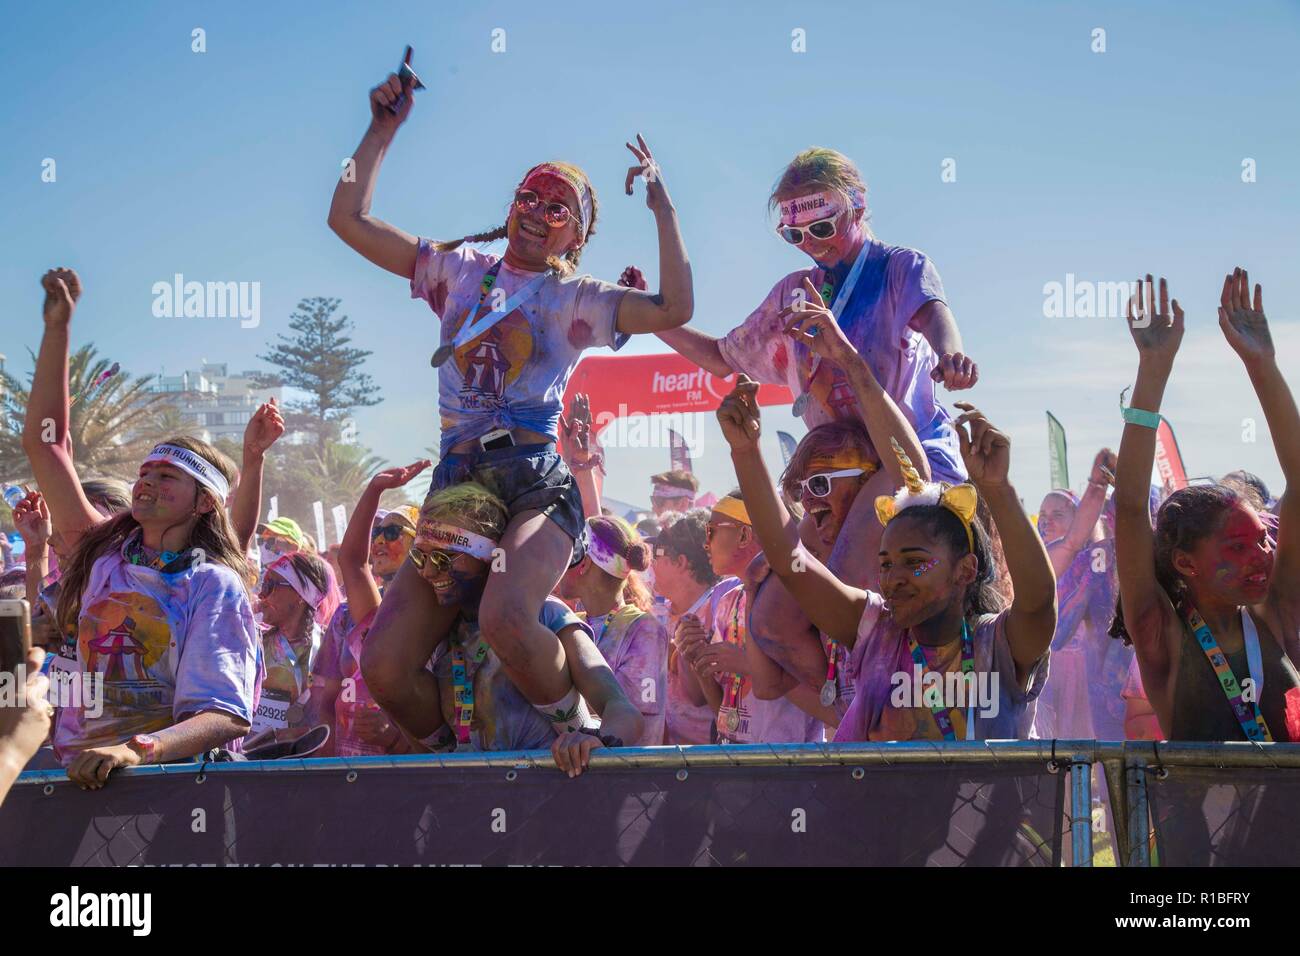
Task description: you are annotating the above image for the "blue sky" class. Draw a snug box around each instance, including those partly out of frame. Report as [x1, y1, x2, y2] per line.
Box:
[3, 0, 1298, 510]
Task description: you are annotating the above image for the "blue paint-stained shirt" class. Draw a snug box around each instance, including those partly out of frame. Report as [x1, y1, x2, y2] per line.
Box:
[410, 241, 630, 455]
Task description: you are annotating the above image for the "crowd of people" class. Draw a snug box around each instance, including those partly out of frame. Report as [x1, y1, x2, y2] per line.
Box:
[2, 63, 1296, 802]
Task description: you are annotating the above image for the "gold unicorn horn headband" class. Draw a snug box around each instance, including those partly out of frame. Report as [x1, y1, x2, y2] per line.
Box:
[874, 438, 977, 553]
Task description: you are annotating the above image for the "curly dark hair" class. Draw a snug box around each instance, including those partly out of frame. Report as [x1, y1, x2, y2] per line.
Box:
[655, 508, 717, 588]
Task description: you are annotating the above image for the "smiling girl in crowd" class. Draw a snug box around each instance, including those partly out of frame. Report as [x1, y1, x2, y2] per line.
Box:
[23, 268, 261, 788]
[556, 516, 668, 745]
[312, 461, 430, 756]
[330, 65, 693, 737]
[718, 375, 1056, 742]
[658, 147, 974, 480]
[1112, 270, 1300, 741]
[244, 551, 338, 747]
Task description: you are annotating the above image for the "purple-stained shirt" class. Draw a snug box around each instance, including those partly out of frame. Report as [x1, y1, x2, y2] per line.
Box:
[719, 238, 965, 482]
[666, 578, 741, 745]
[834, 591, 1049, 742]
[53, 535, 260, 764]
[410, 240, 629, 455]
[711, 587, 824, 745]
[586, 607, 669, 746]
[427, 596, 592, 752]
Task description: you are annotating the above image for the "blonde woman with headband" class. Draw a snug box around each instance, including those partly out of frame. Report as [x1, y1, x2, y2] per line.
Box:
[556, 516, 669, 746]
[331, 59, 694, 736]
[23, 269, 260, 788]
[718, 375, 1056, 742]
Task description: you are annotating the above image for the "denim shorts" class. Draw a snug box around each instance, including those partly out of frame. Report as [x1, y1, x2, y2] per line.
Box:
[426, 442, 586, 560]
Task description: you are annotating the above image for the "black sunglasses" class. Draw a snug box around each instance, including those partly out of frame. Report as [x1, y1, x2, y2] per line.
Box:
[372, 524, 410, 542]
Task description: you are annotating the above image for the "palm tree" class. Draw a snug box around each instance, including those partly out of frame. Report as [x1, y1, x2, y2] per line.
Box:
[0, 344, 174, 484]
[304, 441, 387, 511]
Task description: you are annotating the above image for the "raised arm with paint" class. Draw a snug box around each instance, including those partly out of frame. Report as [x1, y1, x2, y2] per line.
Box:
[23, 269, 260, 787]
[329, 65, 693, 738]
[1111, 270, 1300, 741]
[658, 147, 973, 485]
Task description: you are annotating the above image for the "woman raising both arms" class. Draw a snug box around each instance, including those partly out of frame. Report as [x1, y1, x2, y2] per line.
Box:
[716, 376, 1056, 741]
[328, 64, 692, 740]
[1112, 270, 1300, 741]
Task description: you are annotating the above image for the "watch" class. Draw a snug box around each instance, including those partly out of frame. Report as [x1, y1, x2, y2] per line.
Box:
[129, 733, 160, 765]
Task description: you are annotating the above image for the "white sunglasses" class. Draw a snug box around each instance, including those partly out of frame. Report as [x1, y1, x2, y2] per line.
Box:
[795, 468, 864, 498]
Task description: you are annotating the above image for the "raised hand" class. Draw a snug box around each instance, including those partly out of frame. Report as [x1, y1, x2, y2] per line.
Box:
[369, 71, 414, 134]
[368, 459, 432, 492]
[12, 490, 51, 549]
[1090, 447, 1117, 486]
[243, 397, 286, 459]
[716, 376, 762, 452]
[619, 266, 648, 290]
[930, 352, 979, 390]
[1219, 267, 1273, 364]
[777, 277, 858, 367]
[624, 134, 671, 214]
[954, 401, 1011, 488]
[1127, 274, 1184, 367]
[559, 393, 594, 467]
[41, 268, 81, 326]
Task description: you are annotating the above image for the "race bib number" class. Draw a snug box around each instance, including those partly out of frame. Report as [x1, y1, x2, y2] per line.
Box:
[250, 690, 292, 736]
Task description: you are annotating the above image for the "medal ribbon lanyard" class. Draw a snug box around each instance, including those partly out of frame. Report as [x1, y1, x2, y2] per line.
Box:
[720, 592, 746, 726]
[906, 620, 976, 742]
[275, 631, 308, 700]
[1186, 608, 1272, 742]
[801, 238, 873, 396]
[451, 638, 488, 744]
[435, 260, 553, 363]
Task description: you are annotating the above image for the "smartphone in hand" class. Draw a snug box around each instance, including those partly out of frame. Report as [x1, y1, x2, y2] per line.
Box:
[0, 599, 32, 676]
[388, 45, 426, 114]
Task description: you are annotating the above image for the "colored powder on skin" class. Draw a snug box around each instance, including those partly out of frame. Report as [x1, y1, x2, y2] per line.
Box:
[913, 558, 940, 577]
[567, 318, 594, 348]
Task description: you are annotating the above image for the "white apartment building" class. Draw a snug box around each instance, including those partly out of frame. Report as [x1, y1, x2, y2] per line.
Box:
[148, 362, 356, 446]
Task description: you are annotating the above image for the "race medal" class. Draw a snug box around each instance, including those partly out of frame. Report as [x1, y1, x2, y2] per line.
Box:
[724, 708, 741, 733]
[820, 680, 837, 707]
[430, 344, 455, 368]
[792, 392, 811, 417]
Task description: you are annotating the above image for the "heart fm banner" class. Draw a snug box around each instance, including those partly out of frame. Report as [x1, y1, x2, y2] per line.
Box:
[562, 353, 794, 435]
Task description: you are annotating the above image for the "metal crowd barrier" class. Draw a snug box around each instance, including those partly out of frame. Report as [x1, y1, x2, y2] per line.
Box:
[4, 741, 1299, 866]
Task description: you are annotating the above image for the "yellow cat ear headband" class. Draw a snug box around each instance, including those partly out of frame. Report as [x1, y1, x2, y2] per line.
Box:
[874, 438, 978, 553]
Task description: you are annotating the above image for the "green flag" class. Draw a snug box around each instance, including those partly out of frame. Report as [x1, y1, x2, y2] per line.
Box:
[1046, 411, 1069, 491]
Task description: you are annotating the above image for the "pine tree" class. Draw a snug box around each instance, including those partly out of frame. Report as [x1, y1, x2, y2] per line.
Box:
[256, 297, 381, 451]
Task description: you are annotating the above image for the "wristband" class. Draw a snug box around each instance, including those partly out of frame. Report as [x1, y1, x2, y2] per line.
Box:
[1121, 405, 1161, 429]
[129, 733, 160, 765]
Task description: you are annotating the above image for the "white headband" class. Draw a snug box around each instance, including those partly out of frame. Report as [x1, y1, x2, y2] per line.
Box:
[266, 554, 324, 610]
[586, 524, 631, 580]
[143, 443, 230, 501]
[777, 187, 865, 226]
[419, 521, 497, 561]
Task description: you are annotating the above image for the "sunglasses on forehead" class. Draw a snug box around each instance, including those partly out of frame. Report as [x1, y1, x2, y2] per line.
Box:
[372, 524, 411, 542]
[795, 468, 865, 498]
[776, 215, 840, 246]
[514, 190, 580, 229]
